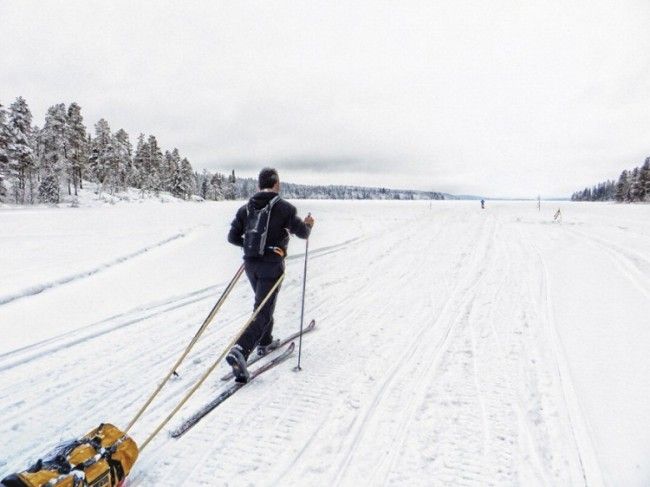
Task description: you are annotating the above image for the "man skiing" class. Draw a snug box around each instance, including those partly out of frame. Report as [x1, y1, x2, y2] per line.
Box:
[226, 168, 314, 383]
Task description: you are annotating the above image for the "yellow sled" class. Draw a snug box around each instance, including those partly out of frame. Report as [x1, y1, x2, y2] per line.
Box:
[1, 423, 138, 487]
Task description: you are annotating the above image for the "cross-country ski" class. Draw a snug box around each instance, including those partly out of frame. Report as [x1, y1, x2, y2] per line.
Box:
[219, 320, 316, 381]
[171, 342, 296, 439]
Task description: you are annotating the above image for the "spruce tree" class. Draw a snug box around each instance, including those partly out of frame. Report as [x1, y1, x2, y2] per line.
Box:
[615, 170, 630, 202]
[200, 169, 209, 199]
[39, 103, 68, 203]
[0, 102, 10, 201]
[640, 158, 650, 202]
[8, 97, 35, 203]
[169, 164, 185, 199]
[180, 158, 194, 199]
[146, 135, 163, 193]
[66, 103, 87, 194]
[210, 172, 225, 200]
[161, 150, 175, 192]
[130, 133, 149, 190]
[629, 167, 644, 202]
[224, 169, 236, 200]
[89, 119, 113, 191]
[38, 168, 60, 203]
[113, 129, 132, 192]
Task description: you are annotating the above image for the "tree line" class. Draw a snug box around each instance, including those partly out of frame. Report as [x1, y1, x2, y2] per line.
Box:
[571, 157, 650, 202]
[1, 96, 445, 205]
[193, 174, 446, 201]
[0, 96, 205, 204]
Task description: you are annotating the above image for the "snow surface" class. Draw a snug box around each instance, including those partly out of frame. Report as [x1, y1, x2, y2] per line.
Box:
[0, 200, 648, 486]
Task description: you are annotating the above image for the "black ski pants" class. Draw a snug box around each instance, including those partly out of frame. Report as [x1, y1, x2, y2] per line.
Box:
[236, 260, 284, 358]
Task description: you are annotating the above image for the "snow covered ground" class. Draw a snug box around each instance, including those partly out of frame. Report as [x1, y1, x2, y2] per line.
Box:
[0, 200, 648, 486]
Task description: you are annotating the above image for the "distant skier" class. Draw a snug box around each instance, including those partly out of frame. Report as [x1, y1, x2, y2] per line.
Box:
[481, 199, 485, 209]
[226, 168, 314, 383]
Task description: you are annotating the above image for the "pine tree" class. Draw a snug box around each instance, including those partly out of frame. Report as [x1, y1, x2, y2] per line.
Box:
[38, 103, 68, 203]
[113, 129, 132, 192]
[66, 103, 87, 195]
[145, 135, 163, 193]
[130, 133, 149, 190]
[179, 158, 194, 199]
[199, 169, 209, 199]
[7, 97, 35, 203]
[223, 169, 236, 200]
[615, 170, 630, 202]
[161, 150, 174, 192]
[38, 168, 60, 203]
[210, 172, 225, 200]
[0, 101, 10, 201]
[629, 167, 644, 202]
[164, 148, 182, 193]
[640, 158, 650, 202]
[169, 165, 185, 199]
[89, 119, 113, 191]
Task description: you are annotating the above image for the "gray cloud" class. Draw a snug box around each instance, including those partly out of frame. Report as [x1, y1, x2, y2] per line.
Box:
[225, 156, 388, 174]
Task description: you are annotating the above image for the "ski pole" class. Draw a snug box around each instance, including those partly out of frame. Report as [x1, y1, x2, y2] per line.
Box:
[125, 263, 245, 433]
[139, 273, 285, 451]
[294, 222, 310, 372]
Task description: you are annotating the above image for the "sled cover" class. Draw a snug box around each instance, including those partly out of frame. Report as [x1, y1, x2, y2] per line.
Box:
[1, 423, 138, 487]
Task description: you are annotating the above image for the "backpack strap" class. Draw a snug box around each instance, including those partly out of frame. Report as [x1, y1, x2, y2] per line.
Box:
[258, 196, 281, 255]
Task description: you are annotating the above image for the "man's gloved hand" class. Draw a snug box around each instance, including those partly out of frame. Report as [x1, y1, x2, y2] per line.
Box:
[304, 214, 315, 228]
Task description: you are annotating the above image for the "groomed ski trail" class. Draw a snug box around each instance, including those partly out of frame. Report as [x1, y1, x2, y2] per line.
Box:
[4, 201, 647, 485]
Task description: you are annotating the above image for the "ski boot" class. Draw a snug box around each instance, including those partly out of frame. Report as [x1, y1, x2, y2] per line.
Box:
[256, 338, 281, 357]
[226, 345, 250, 383]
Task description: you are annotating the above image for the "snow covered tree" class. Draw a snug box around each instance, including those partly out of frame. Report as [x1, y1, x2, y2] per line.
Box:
[210, 172, 225, 200]
[161, 148, 182, 193]
[639, 157, 650, 201]
[168, 155, 194, 199]
[88, 119, 113, 190]
[112, 129, 132, 192]
[199, 169, 210, 199]
[65, 103, 87, 195]
[615, 170, 630, 202]
[38, 103, 68, 203]
[130, 133, 149, 190]
[7, 97, 35, 203]
[179, 158, 194, 199]
[0, 101, 10, 201]
[169, 165, 184, 199]
[223, 169, 237, 200]
[161, 150, 174, 192]
[38, 168, 60, 203]
[145, 135, 163, 193]
[629, 167, 644, 202]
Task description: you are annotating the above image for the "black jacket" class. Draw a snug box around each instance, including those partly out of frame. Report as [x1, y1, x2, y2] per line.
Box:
[228, 191, 311, 261]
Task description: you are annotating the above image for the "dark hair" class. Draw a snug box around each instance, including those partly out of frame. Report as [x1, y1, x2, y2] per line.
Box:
[258, 167, 279, 190]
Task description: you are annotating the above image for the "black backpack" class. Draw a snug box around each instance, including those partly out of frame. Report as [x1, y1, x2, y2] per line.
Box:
[243, 195, 280, 257]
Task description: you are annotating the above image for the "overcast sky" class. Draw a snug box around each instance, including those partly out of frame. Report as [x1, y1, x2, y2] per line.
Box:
[2, 1, 650, 197]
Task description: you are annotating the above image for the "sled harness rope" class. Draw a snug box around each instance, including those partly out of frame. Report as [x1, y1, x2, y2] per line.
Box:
[125, 263, 246, 434]
[137, 272, 286, 452]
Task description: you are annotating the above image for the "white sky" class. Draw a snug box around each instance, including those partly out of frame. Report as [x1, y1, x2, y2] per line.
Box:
[2, 0, 650, 197]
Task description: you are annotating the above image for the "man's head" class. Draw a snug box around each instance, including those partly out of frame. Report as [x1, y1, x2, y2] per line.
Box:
[258, 167, 280, 192]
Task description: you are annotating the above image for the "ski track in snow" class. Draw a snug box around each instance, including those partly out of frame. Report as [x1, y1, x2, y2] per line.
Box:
[0, 231, 189, 307]
[1, 201, 648, 486]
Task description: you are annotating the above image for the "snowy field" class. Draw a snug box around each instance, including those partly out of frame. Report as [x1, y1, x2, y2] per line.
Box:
[0, 200, 649, 486]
